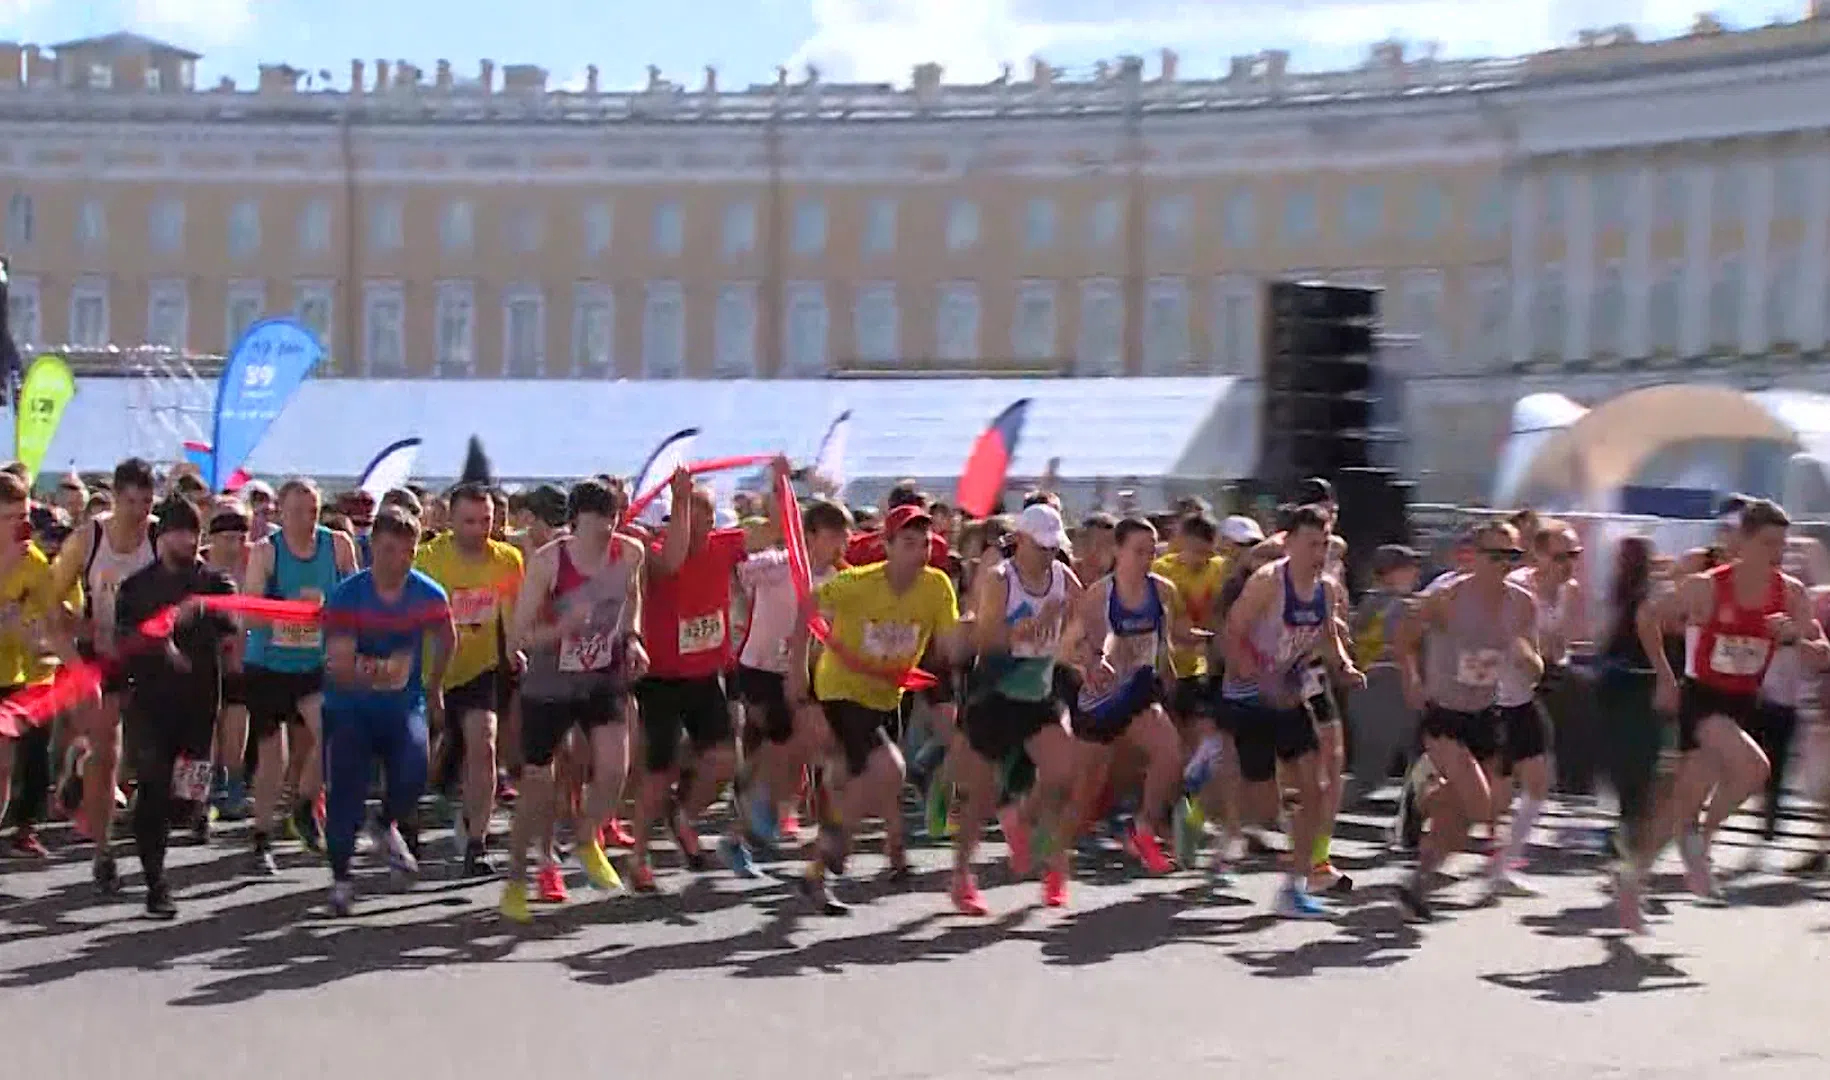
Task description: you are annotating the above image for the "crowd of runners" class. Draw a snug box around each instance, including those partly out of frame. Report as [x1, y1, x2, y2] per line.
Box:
[0, 451, 1826, 939]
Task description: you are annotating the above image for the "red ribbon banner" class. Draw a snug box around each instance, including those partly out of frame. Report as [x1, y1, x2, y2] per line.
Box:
[622, 454, 777, 527]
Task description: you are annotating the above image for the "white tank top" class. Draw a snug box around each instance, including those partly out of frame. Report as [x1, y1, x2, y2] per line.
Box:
[999, 559, 1069, 659]
[83, 514, 155, 653]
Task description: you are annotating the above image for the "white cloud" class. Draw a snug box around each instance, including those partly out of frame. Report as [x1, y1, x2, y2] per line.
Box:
[790, 0, 1803, 84]
[130, 0, 256, 48]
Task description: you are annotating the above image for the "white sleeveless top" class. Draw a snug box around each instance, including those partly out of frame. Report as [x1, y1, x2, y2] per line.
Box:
[83, 514, 155, 654]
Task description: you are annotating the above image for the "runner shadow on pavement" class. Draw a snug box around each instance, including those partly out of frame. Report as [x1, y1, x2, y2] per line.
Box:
[1029, 886, 1271, 967]
[1479, 936, 1700, 1004]
[1227, 902, 1423, 978]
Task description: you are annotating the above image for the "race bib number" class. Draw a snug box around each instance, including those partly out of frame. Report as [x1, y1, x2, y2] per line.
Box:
[273, 587, 324, 649]
[171, 755, 213, 803]
[1709, 634, 1770, 677]
[449, 587, 497, 629]
[357, 650, 413, 691]
[559, 631, 618, 673]
[1455, 649, 1502, 687]
[678, 612, 727, 655]
[861, 620, 919, 661]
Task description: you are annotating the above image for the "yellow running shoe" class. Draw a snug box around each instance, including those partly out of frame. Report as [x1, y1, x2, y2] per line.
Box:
[577, 837, 624, 892]
[499, 879, 533, 924]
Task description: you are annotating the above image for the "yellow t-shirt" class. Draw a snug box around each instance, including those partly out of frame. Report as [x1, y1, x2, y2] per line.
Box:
[0, 544, 82, 688]
[813, 563, 959, 713]
[1152, 552, 1228, 678]
[414, 533, 524, 689]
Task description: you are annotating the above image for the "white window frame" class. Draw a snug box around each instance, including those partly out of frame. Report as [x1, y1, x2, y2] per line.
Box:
[89, 62, 112, 90]
[853, 282, 899, 366]
[434, 280, 477, 378]
[293, 280, 334, 355]
[5, 193, 34, 249]
[225, 280, 265, 352]
[1588, 261, 1626, 358]
[227, 197, 261, 260]
[150, 195, 184, 255]
[1212, 274, 1260, 376]
[863, 198, 897, 257]
[1708, 254, 1742, 352]
[583, 201, 614, 258]
[792, 198, 827, 256]
[1530, 263, 1565, 361]
[1076, 277, 1123, 376]
[441, 199, 475, 254]
[502, 285, 547, 378]
[1088, 197, 1122, 249]
[1150, 195, 1193, 252]
[368, 194, 405, 253]
[1411, 181, 1447, 241]
[1143, 276, 1190, 375]
[299, 198, 332, 254]
[783, 281, 829, 377]
[642, 280, 686, 379]
[69, 276, 110, 348]
[1012, 279, 1058, 362]
[5, 274, 40, 352]
[1282, 184, 1319, 244]
[1024, 198, 1056, 251]
[76, 197, 107, 252]
[506, 205, 542, 256]
[144, 66, 161, 92]
[936, 281, 981, 363]
[945, 200, 980, 254]
[1474, 179, 1508, 240]
[723, 201, 757, 262]
[1343, 183, 1384, 243]
[572, 282, 615, 377]
[362, 280, 407, 377]
[1648, 259, 1683, 356]
[652, 199, 684, 257]
[1222, 188, 1254, 249]
[713, 281, 759, 377]
[146, 278, 189, 351]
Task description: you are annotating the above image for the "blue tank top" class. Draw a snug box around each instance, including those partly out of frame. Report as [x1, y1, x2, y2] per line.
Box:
[321, 568, 449, 713]
[247, 525, 344, 673]
[1077, 576, 1167, 717]
[1224, 560, 1330, 702]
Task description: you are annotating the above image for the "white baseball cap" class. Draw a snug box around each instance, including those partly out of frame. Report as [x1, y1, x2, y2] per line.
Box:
[1015, 503, 1068, 549]
[1220, 514, 1265, 545]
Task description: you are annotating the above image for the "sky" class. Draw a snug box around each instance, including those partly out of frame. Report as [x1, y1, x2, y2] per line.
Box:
[0, 0, 1809, 91]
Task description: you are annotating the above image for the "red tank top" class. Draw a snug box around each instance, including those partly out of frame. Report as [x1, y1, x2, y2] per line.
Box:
[541, 540, 615, 621]
[1691, 563, 1786, 695]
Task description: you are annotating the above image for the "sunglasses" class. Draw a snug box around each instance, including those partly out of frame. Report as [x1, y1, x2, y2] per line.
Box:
[1479, 547, 1525, 562]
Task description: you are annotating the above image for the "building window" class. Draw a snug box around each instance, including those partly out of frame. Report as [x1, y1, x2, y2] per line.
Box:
[1656, 170, 1687, 230]
[179, 59, 195, 90]
[1775, 156, 1808, 221]
[441, 199, 475, 254]
[863, 198, 897, 256]
[1343, 183, 1384, 243]
[584, 201, 613, 257]
[228, 198, 261, 259]
[572, 284, 615, 377]
[1593, 169, 1628, 232]
[299, 198, 332, 254]
[1077, 278, 1123, 375]
[76, 198, 106, 251]
[1530, 266, 1564, 360]
[5, 275, 39, 350]
[652, 199, 684, 256]
[294, 282, 333, 355]
[784, 282, 829, 376]
[1474, 179, 1508, 240]
[945, 200, 980, 253]
[432, 281, 476, 378]
[5, 193, 33, 249]
[1540, 172, 1567, 230]
[1150, 195, 1192, 252]
[1024, 198, 1057, 251]
[1648, 262, 1681, 354]
[150, 196, 184, 254]
[1411, 181, 1447, 241]
[936, 282, 980, 363]
[1213, 276, 1258, 375]
[504, 287, 545, 377]
[1222, 189, 1254, 249]
[88, 62, 112, 90]
[70, 277, 109, 348]
[713, 282, 758, 377]
[723, 201, 757, 262]
[1282, 185, 1318, 244]
[368, 195, 404, 252]
[147, 279, 188, 351]
[1143, 277, 1190, 374]
[1713, 164, 1745, 229]
[363, 282, 406, 376]
[1088, 197, 1122, 249]
[642, 281, 685, 379]
[1013, 281, 1057, 362]
[506, 206, 542, 255]
[1468, 270, 1509, 367]
[853, 283, 899, 365]
[144, 66, 161, 92]
[1769, 249, 1800, 345]
[1709, 256, 1741, 351]
[225, 281, 264, 351]
[1395, 269, 1445, 369]
[792, 198, 827, 256]
[1589, 263, 1625, 357]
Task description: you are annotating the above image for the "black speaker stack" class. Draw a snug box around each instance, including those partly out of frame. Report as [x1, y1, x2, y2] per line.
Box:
[1259, 278, 1413, 593]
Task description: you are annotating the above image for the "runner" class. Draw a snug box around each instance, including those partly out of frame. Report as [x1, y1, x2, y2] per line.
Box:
[953, 502, 1081, 913]
[50, 457, 157, 892]
[200, 505, 253, 835]
[500, 479, 644, 922]
[1221, 505, 1365, 917]
[1394, 520, 1538, 922]
[790, 502, 966, 914]
[319, 505, 454, 916]
[241, 479, 359, 874]
[1594, 535, 1667, 931]
[112, 497, 239, 919]
[1154, 512, 1229, 869]
[415, 481, 525, 877]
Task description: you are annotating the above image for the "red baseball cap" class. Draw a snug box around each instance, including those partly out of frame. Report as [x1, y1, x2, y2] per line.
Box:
[883, 504, 933, 537]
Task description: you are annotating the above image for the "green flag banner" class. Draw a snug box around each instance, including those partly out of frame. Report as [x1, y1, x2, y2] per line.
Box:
[15, 354, 76, 483]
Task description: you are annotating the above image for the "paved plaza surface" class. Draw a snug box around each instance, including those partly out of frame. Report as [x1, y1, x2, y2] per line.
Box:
[5, 799, 1830, 1080]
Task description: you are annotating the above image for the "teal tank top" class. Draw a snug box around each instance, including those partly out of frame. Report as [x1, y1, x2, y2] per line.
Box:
[246, 525, 344, 673]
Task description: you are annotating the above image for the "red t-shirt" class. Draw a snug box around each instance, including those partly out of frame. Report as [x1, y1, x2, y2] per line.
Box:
[642, 528, 748, 679]
[845, 529, 950, 570]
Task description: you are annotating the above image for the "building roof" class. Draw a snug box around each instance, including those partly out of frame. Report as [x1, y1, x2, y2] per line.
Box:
[43, 375, 1255, 488]
[47, 31, 200, 61]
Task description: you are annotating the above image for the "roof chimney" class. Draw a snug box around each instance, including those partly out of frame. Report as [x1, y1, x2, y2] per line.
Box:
[1263, 50, 1289, 78]
[586, 64, 599, 93]
[478, 58, 494, 93]
[373, 59, 389, 92]
[349, 59, 364, 94]
[1118, 54, 1144, 84]
[1030, 56, 1052, 86]
[436, 59, 452, 90]
[912, 61, 943, 100]
[703, 64, 717, 93]
[396, 60, 420, 88]
[1159, 48, 1179, 81]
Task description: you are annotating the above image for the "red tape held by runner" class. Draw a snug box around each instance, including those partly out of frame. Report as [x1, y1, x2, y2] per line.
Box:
[776, 470, 937, 691]
[622, 454, 776, 527]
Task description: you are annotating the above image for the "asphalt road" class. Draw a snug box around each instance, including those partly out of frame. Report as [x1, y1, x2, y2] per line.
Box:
[5, 798, 1830, 1080]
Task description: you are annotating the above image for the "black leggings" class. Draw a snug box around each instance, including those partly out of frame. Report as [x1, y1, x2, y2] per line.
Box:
[5, 722, 53, 828]
[1595, 667, 1665, 854]
[128, 699, 216, 887]
[1749, 700, 1800, 842]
